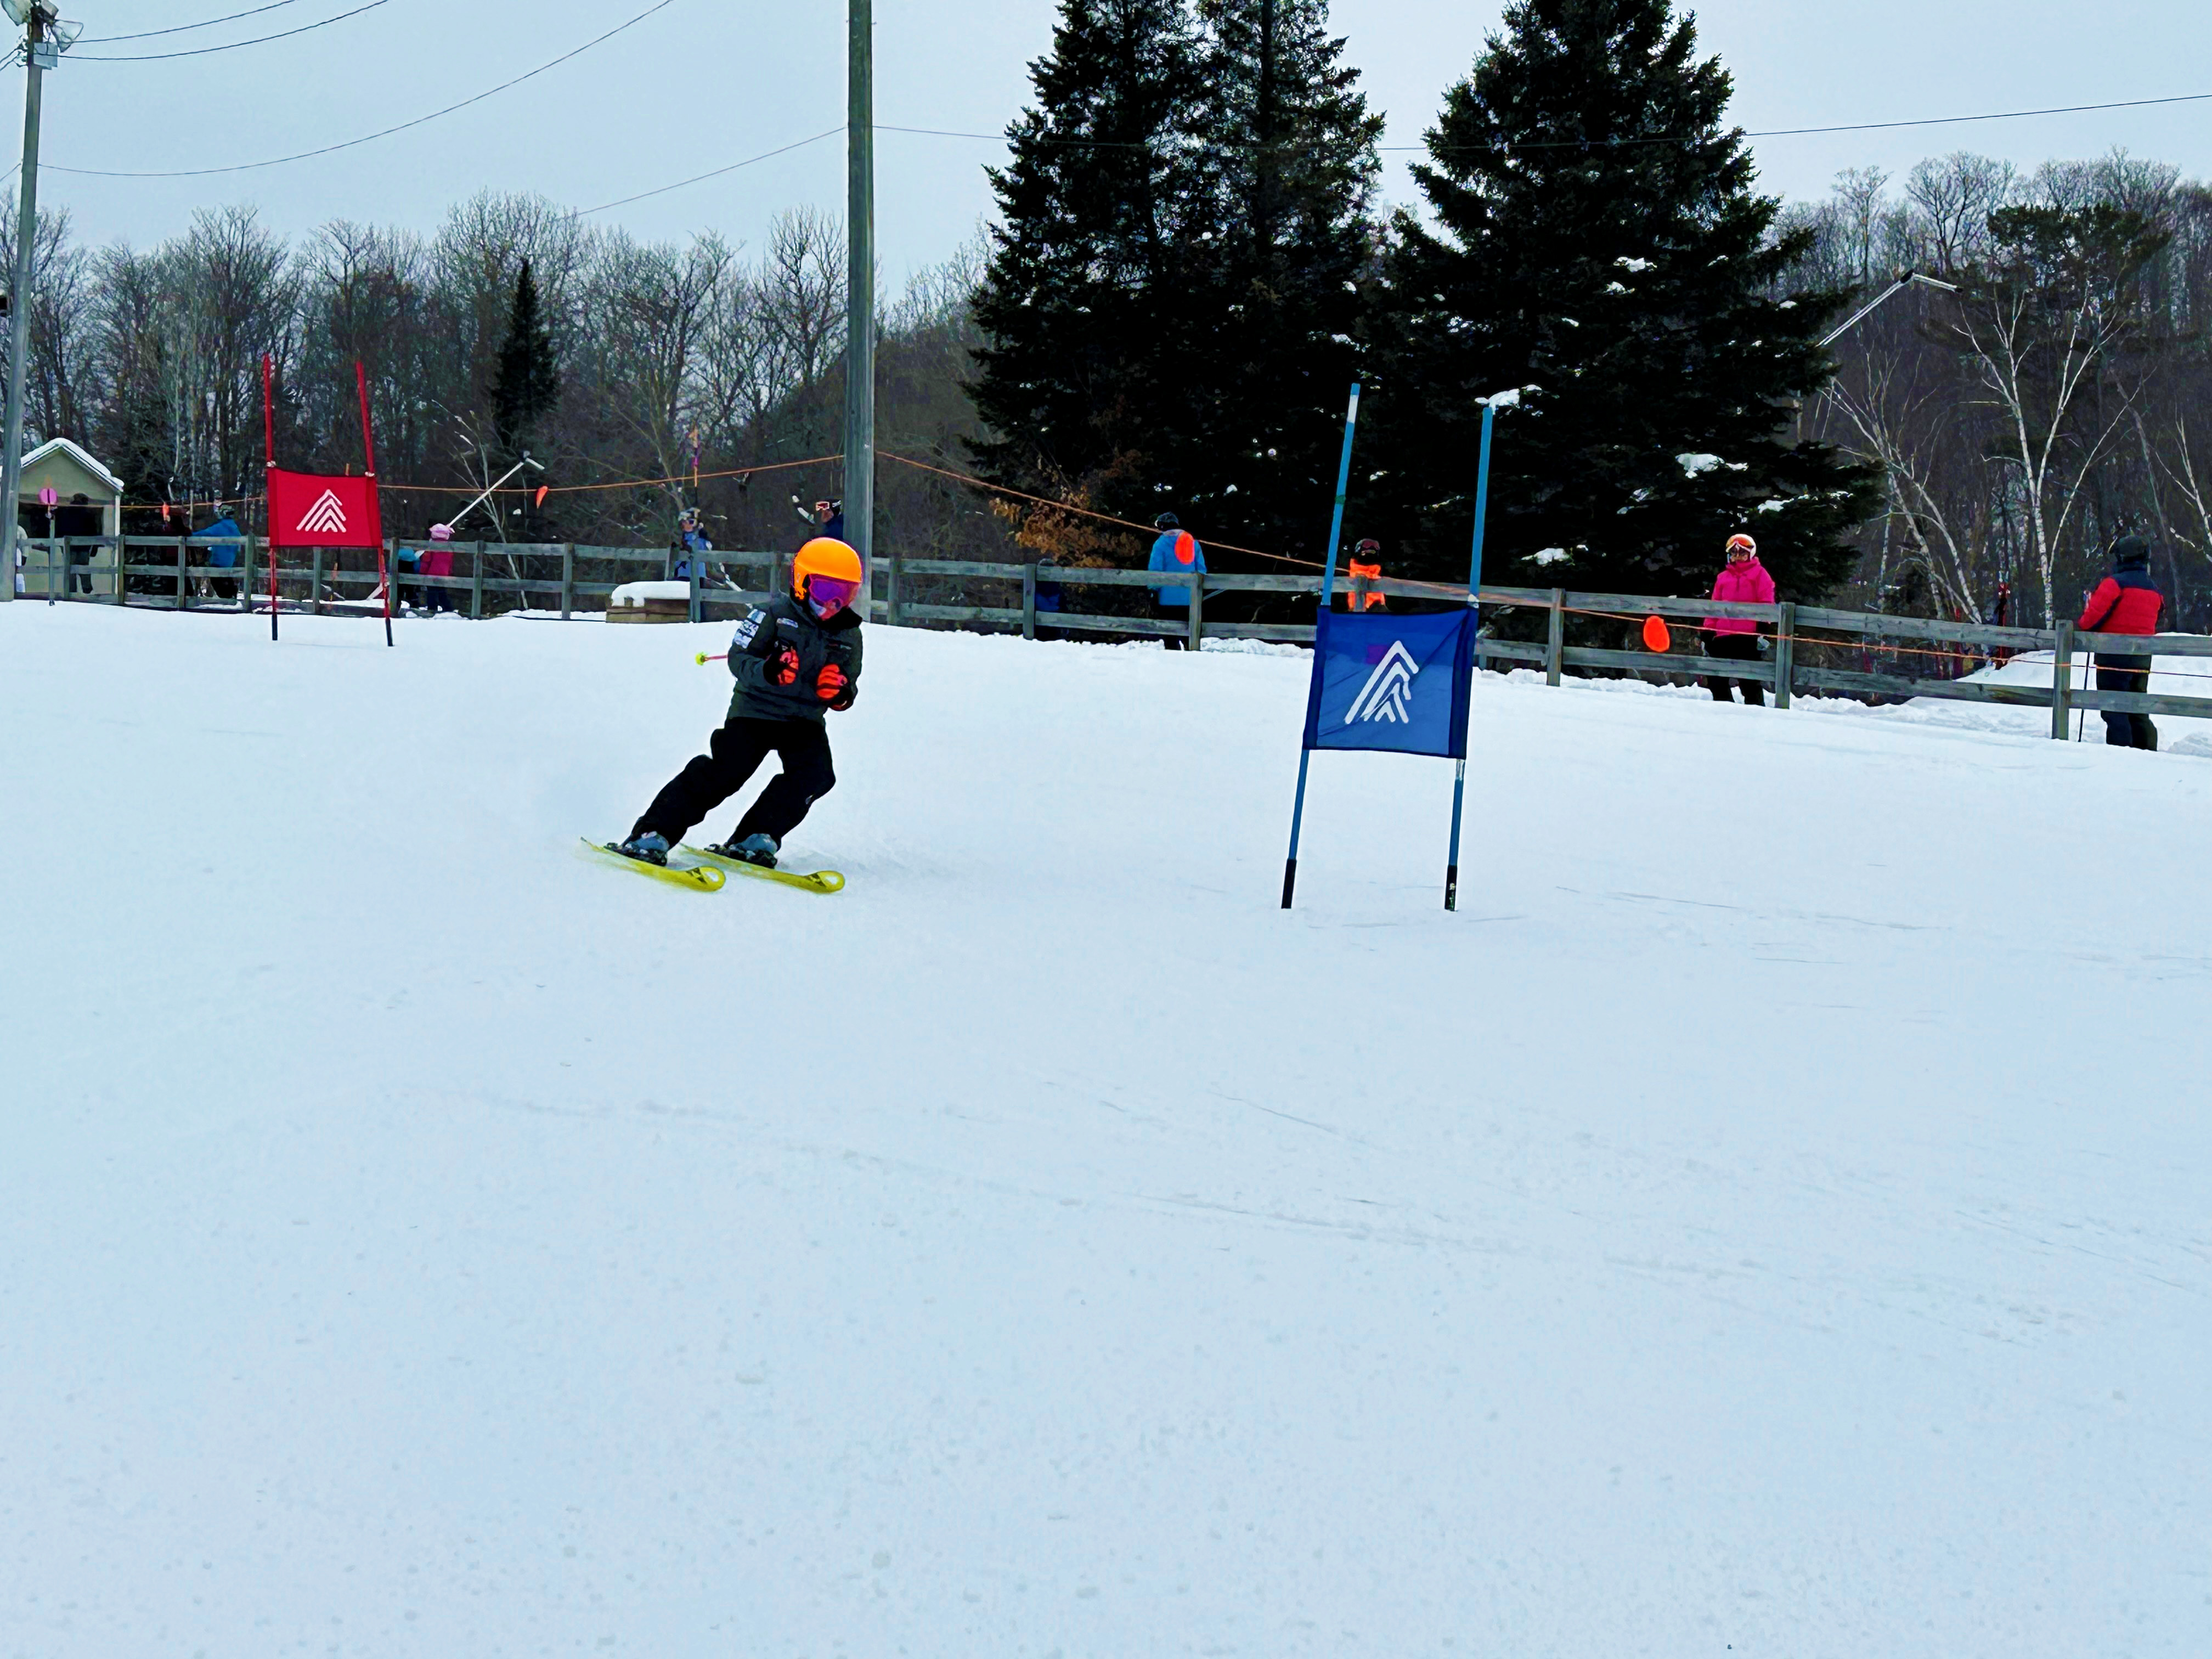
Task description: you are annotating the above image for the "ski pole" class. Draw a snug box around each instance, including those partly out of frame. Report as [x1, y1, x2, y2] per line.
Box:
[695, 651, 726, 665]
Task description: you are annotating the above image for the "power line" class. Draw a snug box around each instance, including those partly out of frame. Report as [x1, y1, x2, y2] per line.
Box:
[881, 91, 2212, 156]
[74, 0, 392, 63]
[76, 0, 317, 45]
[576, 130, 842, 216]
[1683, 91, 2212, 143]
[44, 0, 682, 177]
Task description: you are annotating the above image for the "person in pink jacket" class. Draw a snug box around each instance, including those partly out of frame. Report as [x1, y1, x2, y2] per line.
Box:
[1704, 532, 1776, 705]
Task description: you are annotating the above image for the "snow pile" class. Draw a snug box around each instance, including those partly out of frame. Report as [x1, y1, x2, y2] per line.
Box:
[2, 604, 2207, 1655]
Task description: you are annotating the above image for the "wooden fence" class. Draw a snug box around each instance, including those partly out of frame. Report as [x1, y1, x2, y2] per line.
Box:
[18, 538, 2212, 735]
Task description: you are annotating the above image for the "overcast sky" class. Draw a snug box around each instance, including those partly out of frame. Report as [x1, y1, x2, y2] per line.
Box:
[19, 0, 2212, 290]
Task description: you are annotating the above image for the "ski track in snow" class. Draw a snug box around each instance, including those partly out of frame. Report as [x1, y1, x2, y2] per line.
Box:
[3, 603, 2208, 1656]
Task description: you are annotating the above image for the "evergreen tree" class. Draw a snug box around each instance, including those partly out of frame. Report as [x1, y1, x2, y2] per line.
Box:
[492, 258, 560, 458]
[1367, 0, 1875, 601]
[1182, 0, 1383, 562]
[969, 0, 1202, 553]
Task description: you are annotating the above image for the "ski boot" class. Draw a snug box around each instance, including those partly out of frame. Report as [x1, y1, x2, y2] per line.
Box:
[613, 830, 670, 866]
[707, 832, 779, 869]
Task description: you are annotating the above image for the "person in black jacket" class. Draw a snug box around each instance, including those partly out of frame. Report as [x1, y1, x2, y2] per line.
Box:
[617, 538, 864, 869]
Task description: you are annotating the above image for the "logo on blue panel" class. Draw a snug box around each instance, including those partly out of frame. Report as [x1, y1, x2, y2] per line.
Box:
[1344, 640, 1420, 725]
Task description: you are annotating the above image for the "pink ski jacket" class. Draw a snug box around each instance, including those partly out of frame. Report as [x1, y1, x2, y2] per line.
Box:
[1706, 556, 1775, 636]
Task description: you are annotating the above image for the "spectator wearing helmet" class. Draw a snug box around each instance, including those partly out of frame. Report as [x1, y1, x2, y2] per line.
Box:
[1346, 538, 1387, 611]
[1147, 512, 1206, 650]
[673, 507, 716, 583]
[1703, 532, 1776, 706]
[2076, 534, 2164, 751]
[616, 536, 865, 871]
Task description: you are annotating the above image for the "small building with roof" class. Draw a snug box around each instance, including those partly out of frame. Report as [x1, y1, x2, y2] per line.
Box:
[13, 438, 125, 597]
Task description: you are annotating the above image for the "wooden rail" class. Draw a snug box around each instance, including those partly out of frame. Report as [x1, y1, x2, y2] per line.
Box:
[21, 538, 2210, 736]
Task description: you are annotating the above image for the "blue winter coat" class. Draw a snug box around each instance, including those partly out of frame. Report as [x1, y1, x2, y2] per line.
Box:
[1148, 529, 1205, 606]
[191, 515, 243, 568]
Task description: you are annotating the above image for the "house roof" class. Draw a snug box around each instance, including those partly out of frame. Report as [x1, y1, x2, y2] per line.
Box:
[20, 437, 125, 495]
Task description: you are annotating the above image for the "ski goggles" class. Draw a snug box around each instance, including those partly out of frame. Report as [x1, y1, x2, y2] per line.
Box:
[806, 575, 860, 613]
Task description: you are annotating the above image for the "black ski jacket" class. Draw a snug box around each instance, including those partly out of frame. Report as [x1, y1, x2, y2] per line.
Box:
[725, 594, 863, 723]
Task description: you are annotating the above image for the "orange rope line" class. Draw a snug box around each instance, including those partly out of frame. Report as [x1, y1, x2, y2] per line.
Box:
[879, 450, 1318, 567]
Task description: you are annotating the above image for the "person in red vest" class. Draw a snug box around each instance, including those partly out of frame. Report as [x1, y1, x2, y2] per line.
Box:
[1346, 538, 1387, 611]
[2077, 534, 2164, 751]
[1703, 532, 1776, 705]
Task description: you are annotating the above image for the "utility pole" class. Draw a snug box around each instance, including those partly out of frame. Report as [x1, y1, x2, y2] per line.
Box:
[843, 0, 874, 603]
[0, 1, 59, 605]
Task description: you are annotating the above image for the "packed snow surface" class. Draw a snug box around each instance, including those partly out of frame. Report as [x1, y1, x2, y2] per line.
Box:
[4, 604, 2208, 1656]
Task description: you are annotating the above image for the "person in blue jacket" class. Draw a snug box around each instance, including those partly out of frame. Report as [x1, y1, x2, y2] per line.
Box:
[189, 506, 244, 600]
[673, 507, 716, 582]
[1147, 512, 1205, 650]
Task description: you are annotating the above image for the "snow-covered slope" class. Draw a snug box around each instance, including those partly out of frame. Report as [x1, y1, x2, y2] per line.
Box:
[4, 604, 2207, 1657]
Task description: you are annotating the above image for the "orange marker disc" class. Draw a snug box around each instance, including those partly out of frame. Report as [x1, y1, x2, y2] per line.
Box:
[1641, 615, 1672, 653]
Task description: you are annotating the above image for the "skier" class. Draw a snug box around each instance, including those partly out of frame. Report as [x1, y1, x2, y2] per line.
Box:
[615, 536, 865, 870]
[1148, 512, 1205, 649]
[2076, 533, 2164, 751]
[1703, 532, 1776, 705]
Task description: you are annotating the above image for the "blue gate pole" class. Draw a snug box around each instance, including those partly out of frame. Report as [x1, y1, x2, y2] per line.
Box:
[1283, 383, 1362, 910]
[1280, 748, 1314, 909]
[1444, 401, 1497, 913]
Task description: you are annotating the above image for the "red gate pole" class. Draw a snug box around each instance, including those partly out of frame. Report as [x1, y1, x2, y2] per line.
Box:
[356, 361, 390, 647]
[262, 354, 279, 641]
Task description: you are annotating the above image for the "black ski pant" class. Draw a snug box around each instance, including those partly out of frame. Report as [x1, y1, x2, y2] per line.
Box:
[634, 715, 837, 845]
[1705, 633, 1765, 706]
[1156, 600, 1192, 649]
[2095, 656, 2158, 751]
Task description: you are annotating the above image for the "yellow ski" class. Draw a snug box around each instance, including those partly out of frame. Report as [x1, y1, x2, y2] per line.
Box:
[682, 845, 847, 895]
[581, 839, 726, 891]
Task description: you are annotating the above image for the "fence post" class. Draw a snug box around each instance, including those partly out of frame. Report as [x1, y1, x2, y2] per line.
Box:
[1774, 601, 1796, 710]
[888, 554, 903, 626]
[1188, 569, 1205, 650]
[561, 543, 574, 620]
[471, 541, 486, 618]
[310, 546, 324, 616]
[176, 536, 190, 610]
[1545, 588, 1565, 686]
[687, 547, 701, 624]
[111, 534, 126, 605]
[2051, 621, 2074, 740]
[1022, 561, 1037, 640]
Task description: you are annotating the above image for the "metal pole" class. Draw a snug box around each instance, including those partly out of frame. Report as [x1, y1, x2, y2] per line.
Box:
[1444, 759, 1466, 912]
[1280, 749, 1313, 910]
[1283, 385, 1363, 910]
[0, 13, 47, 604]
[1446, 401, 1495, 912]
[1466, 400, 1496, 665]
[1317, 383, 1359, 609]
[843, 0, 876, 601]
[356, 360, 391, 648]
[1466, 404, 1495, 605]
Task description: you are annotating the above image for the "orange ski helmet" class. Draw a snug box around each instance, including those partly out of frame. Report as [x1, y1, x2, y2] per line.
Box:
[792, 536, 863, 609]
